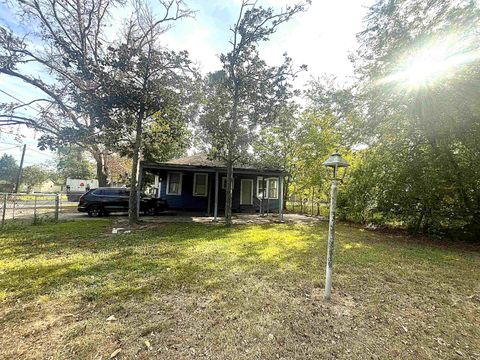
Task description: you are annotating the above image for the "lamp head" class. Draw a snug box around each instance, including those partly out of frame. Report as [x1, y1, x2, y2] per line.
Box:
[323, 152, 350, 181]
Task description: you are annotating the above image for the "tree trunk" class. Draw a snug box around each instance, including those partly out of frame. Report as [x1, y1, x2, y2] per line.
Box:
[225, 156, 234, 227]
[311, 187, 315, 215]
[128, 113, 143, 226]
[414, 207, 425, 234]
[91, 149, 108, 186]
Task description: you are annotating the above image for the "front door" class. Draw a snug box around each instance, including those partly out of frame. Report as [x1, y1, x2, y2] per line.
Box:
[240, 179, 253, 205]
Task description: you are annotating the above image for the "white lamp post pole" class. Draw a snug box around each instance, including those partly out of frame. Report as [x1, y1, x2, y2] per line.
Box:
[322, 152, 349, 301]
[324, 176, 337, 300]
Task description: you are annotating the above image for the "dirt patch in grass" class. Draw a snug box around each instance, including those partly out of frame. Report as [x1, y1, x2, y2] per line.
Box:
[0, 220, 479, 359]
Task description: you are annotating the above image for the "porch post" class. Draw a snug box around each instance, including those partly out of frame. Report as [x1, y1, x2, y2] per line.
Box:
[279, 174, 284, 222]
[154, 174, 160, 198]
[261, 175, 266, 217]
[259, 175, 263, 216]
[214, 171, 219, 221]
[207, 174, 211, 216]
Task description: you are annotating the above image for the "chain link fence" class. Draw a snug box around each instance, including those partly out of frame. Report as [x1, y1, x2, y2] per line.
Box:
[286, 198, 330, 217]
[0, 193, 78, 227]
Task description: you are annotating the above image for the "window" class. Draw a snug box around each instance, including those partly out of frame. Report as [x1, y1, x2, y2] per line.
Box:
[268, 178, 278, 199]
[256, 177, 279, 199]
[193, 173, 208, 197]
[97, 189, 126, 196]
[256, 177, 267, 198]
[222, 177, 234, 190]
[167, 172, 182, 195]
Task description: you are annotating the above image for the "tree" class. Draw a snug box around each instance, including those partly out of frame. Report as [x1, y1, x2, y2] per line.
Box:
[0, 0, 123, 185]
[290, 110, 347, 214]
[0, 154, 18, 191]
[22, 165, 51, 192]
[347, 0, 480, 236]
[104, 154, 132, 186]
[55, 147, 95, 181]
[198, 0, 309, 226]
[252, 103, 299, 208]
[141, 115, 191, 163]
[96, 0, 197, 225]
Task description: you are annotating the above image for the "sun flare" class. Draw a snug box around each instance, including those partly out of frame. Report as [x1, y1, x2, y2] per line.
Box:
[379, 34, 480, 89]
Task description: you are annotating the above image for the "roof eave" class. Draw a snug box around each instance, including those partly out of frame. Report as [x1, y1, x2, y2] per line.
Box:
[140, 161, 287, 175]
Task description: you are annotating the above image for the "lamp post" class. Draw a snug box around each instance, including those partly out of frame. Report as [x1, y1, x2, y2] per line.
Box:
[323, 152, 349, 300]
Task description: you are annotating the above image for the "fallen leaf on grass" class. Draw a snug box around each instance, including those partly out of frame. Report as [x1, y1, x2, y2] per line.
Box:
[110, 348, 121, 358]
[144, 340, 152, 350]
[106, 315, 117, 322]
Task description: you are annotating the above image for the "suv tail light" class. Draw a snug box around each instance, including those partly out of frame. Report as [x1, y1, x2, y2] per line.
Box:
[79, 195, 85, 204]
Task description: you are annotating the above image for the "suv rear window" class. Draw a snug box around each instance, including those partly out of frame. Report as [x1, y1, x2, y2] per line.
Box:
[94, 189, 129, 196]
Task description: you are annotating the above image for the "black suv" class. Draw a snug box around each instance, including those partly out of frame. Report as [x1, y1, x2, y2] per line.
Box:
[77, 188, 168, 217]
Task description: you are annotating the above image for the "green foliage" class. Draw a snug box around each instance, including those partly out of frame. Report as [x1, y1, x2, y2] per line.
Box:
[198, 1, 308, 225]
[337, 0, 480, 238]
[21, 165, 52, 192]
[0, 154, 18, 191]
[142, 114, 190, 162]
[253, 103, 298, 169]
[55, 147, 95, 181]
[198, 2, 308, 162]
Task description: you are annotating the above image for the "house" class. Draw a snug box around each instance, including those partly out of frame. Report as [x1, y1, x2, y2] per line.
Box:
[140, 154, 286, 219]
[29, 179, 62, 193]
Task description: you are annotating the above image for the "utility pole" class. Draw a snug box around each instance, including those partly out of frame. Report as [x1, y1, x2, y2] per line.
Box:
[14, 144, 26, 193]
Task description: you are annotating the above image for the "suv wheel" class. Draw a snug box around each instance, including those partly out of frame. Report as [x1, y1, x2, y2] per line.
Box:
[88, 205, 103, 217]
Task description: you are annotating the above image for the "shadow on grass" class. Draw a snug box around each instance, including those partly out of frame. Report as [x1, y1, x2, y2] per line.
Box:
[1, 220, 478, 307]
[0, 222, 324, 304]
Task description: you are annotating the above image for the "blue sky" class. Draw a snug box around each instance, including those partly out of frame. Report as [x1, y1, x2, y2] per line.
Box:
[0, 0, 374, 165]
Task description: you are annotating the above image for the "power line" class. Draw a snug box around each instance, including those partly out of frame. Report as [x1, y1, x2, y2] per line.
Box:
[26, 146, 56, 158]
[0, 88, 24, 103]
[0, 146, 20, 151]
[0, 141, 22, 146]
[0, 88, 44, 113]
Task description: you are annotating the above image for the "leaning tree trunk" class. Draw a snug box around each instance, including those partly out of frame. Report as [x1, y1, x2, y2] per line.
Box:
[128, 113, 143, 226]
[225, 157, 234, 227]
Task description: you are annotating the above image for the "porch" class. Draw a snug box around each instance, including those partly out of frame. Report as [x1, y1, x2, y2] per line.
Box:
[140, 212, 322, 225]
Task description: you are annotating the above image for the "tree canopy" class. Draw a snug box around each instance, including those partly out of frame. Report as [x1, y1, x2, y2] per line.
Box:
[198, 0, 309, 225]
[0, 154, 18, 191]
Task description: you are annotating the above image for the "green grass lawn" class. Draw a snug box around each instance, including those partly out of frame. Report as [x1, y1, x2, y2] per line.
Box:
[0, 220, 479, 359]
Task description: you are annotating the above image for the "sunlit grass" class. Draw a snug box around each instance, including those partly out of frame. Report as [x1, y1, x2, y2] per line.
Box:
[0, 220, 478, 359]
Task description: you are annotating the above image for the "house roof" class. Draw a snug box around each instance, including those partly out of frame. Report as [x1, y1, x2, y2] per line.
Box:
[141, 154, 285, 175]
[166, 154, 225, 167]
